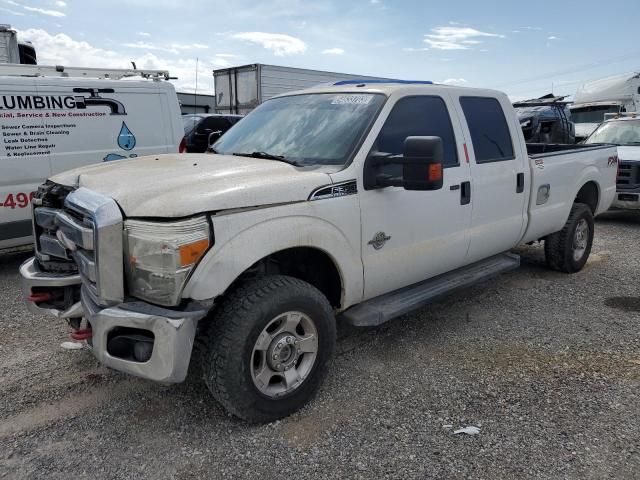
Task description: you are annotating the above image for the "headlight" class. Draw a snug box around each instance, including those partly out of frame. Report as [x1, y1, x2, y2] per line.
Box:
[123, 216, 211, 306]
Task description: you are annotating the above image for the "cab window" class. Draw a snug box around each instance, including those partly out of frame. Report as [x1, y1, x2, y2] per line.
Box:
[371, 96, 459, 168]
[460, 96, 514, 163]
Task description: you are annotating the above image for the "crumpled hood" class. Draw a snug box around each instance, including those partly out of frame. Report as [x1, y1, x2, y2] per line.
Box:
[616, 146, 640, 162]
[50, 154, 332, 217]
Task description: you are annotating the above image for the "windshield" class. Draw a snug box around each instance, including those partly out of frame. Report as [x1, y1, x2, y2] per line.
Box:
[570, 105, 620, 124]
[585, 120, 640, 145]
[212, 93, 386, 166]
[182, 115, 204, 135]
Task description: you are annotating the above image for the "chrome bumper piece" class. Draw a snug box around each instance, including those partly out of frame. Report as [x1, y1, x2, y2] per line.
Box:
[20, 257, 83, 317]
[20, 257, 206, 384]
[82, 290, 206, 383]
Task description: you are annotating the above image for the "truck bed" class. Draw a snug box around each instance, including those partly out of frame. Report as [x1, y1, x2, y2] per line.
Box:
[526, 142, 613, 157]
[521, 143, 618, 244]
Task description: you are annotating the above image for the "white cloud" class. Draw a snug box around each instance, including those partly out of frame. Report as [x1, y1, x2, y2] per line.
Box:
[232, 31, 307, 56]
[171, 43, 209, 50]
[403, 47, 429, 52]
[54, 0, 67, 6]
[23, 5, 66, 17]
[0, 6, 24, 15]
[424, 26, 504, 50]
[215, 53, 237, 58]
[123, 41, 179, 54]
[442, 78, 467, 85]
[137, 31, 151, 37]
[547, 36, 559, 40]
[321, 47, 345, 55]
[17, 28, 217, 94]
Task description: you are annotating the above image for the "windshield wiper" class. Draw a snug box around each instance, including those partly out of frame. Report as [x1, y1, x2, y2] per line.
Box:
[232, 151, 301, 166]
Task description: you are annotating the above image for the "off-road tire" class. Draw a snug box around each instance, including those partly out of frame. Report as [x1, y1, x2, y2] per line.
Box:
[201, 275, 336, 423]
[544, 202, 594, 273]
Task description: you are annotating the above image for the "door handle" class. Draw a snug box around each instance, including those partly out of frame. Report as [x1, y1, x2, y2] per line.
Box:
[460, 181, 471, 205]
[516, 172, 525, 193]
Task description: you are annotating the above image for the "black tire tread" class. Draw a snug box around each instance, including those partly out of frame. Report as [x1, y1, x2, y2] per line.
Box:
[201, 275, 334, 422]
[544, 202, 593, 273]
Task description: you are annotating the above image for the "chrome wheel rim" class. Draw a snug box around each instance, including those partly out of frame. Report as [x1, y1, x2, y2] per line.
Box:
[250, 311, 318, 398]
[573, 219, 589, 262]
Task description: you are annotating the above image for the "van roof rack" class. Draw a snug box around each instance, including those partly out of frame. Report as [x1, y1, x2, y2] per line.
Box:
[0, 63, 173, 80]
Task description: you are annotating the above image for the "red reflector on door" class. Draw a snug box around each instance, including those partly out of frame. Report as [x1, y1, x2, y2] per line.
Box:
[463, 143, 470, 163]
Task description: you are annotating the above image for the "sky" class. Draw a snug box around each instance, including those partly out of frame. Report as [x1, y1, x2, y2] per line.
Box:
[3, 0, 640, 100]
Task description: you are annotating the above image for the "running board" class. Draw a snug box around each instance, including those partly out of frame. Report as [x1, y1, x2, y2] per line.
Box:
[340, 253, 520, 327]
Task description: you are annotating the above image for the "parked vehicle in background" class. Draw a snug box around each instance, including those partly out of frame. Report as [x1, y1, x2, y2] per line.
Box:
[0, 24, 37, 65]
[213, 63, 390, 114]
[584, 113, 640, 209]
[21, 81, 617, 423]
[514, 94, 575, 144]
[182, 113, 243, 153]
[570, 72, 640, 141]
[0, 64, 183, 250]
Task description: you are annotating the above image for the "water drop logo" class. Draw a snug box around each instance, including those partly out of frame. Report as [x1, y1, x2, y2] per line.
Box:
[103, 122, 138, 161]
[117, 122, 136, 150]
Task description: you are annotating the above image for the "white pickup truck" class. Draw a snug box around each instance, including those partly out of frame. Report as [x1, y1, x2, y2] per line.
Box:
[20, 81, 617, 422]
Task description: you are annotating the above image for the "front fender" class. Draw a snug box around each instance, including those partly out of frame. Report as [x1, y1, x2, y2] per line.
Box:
[182, 203, 363, 310]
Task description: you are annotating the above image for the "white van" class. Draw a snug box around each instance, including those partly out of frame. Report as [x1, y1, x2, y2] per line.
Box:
[0, 64, 184, 249]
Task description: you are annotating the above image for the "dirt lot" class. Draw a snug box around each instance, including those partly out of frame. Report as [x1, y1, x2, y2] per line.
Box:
[1, 211, 639, 480]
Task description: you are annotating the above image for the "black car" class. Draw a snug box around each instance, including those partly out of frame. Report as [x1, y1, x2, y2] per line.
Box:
[513, 94, 575, 144]
[182, 114, 243, 153]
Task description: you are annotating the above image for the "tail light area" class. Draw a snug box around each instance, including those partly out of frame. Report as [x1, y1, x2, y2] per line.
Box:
[178, 136, 187, 153]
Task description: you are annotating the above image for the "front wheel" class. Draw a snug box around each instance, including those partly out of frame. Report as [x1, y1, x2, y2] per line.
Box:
[201, 275, 336, 423]
[544, 202, 594, 273]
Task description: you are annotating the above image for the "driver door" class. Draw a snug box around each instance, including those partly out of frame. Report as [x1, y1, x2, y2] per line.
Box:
[359, 94, 472, 300]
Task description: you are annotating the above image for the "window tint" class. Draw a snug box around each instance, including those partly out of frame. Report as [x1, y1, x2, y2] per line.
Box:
[198, 117, 232, 134]
[460, 96, 514, 163]
[372, 96, 458, 167]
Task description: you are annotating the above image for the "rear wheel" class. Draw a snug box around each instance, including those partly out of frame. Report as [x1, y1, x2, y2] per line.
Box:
[201, 275, 336, 423]
[544, 202, 594, 273]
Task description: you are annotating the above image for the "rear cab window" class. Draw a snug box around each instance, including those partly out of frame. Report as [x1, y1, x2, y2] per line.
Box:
[459, 96, 515, 163]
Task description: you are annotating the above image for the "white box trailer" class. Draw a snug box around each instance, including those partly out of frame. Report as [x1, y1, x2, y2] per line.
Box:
[213, 63, 390, 114]
[0, 25, 20, 64]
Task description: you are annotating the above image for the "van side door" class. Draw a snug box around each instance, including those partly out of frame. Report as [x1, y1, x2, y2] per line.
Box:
[359, 94, 472, 300]
[452, 94, 528, 263]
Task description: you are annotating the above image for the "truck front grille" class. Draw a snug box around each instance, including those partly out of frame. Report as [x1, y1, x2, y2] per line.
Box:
[33, 184, 124, 307]
[617, 161, 640, 190]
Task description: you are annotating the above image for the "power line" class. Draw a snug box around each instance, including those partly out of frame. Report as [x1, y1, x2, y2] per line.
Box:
[504, 67, 640, 97]
[492, 51, 640, 89]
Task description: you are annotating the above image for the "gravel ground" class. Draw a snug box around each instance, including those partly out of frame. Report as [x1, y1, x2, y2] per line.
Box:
[1, 211, 639, 480]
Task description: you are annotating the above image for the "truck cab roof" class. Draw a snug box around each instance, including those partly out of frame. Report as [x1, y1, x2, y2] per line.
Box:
[274, 81, 509, 101]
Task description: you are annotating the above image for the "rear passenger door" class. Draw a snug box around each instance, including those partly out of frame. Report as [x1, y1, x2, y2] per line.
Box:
[452, 95, 528, 263]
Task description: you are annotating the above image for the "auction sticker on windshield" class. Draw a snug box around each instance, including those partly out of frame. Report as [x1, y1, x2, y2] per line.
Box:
[331, 94, 374, 105]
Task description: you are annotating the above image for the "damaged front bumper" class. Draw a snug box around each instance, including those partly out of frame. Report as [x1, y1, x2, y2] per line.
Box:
[20, 257, 207, 383]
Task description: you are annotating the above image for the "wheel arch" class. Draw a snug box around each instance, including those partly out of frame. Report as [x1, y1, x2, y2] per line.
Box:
[183, 214, 363, 310]
[574, 180, 600, 214]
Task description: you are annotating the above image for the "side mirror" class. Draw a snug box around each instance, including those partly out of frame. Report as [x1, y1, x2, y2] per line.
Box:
[365, 136, 444, 191]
